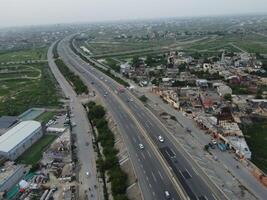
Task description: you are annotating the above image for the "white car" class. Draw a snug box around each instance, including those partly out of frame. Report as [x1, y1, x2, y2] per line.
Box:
[139, 143, 144, 149]
[86, 171, 90, 176]
[164, 190, 171, 199]
[211, 139, 217, 145]
[158, 136, 164, 143]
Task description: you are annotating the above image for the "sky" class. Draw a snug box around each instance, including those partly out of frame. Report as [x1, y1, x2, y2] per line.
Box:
[0, 0, 267, 27]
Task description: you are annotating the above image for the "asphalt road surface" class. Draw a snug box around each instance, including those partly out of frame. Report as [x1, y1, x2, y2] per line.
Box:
[57, 35, 228, 200]
[48, 42, 99, 200]
[57, 38, 182, 200]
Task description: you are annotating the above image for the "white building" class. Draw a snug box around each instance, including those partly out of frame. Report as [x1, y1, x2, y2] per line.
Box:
[120, 62, 131, 75]
[213, 83, 232, 97]
[0, 121, 42, 160]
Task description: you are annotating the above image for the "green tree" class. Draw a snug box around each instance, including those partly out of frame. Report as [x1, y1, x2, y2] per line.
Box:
[224, 93, 232, 101]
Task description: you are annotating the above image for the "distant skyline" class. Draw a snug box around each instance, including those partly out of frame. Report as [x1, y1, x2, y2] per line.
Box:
[0, 0, 267, 28]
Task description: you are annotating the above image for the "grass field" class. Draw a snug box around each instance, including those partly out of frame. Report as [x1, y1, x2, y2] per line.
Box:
[35, 111, 56, 123]
[187, 35, 267, 54]
[84, 39, 175, 55]
[242, 121, 267, 174]
[0, 63, 60, 116]
[0, 47, 48, 63]
[17, 135, 57, 165]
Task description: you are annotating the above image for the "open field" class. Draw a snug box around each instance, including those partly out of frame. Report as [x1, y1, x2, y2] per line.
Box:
[35, 111, 56, 123]
[242, 119, 267, 174]
[0, 47, 48, 63]
[83, 39, 175, 55]
[187, 34, 267, 53]
[16, 135, 57, 165]
[0, 63, 61, 116]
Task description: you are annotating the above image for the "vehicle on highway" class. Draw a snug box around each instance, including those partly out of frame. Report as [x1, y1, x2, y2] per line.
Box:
[211, 139, 217, 145]
[130, 98, 133, 102]
[186, 127, 191, 133]
[117, 86, 125, 93]
[139, 143, 144, 149]
[86, 171, 90, 176]
[164, 190, 171, 199]
[158, 135, 164, 142]
[208, 143, 215, 149]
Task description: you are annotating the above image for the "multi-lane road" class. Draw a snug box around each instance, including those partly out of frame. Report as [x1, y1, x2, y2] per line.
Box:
[56, 35, 228, 200]
[57, 37, 181, 200]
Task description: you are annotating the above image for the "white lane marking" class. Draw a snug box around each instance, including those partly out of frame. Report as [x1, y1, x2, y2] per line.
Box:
[141, 164, 144, 169]
[147, 151, 152, 158]
[141, 152, 146, 159]
[149, 183, 152, 188]
[151, 172, 157, 182]
[185, 168, 192, 178]
[146, 176, 149, 181]
[148, 120, 153, 126]
[152, 191, 156, 196]
[179, 169, 186, 179]
[138, 158, 141, 162]
[133, 137, 137, 143]
[144, 170, 146, 174]
[145, 121, 150, 128]
[212, 194, 218, 200]
[158, 170, 164, 180]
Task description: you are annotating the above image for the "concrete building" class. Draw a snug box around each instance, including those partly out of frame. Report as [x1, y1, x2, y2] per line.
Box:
[0, 121, 42, 160]
[120, 62, 131, 75]
[213, 83, 232, 97]
[0, 161, 27, 192]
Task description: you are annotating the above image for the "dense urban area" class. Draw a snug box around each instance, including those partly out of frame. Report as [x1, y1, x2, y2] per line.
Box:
[0, 14, 267, 200]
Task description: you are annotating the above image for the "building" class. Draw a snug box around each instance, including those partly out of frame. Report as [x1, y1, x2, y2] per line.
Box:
[0, 161, 27, 192]
[214, 83, 232, 97]
[0, 121, 42, 160]
[196, 79, 208, 88]
[120, 62, 131, 75]
[0, 116, 19, 136]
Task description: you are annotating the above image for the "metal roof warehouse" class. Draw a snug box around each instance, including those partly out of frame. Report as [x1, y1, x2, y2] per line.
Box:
[0, 120, 42, 160]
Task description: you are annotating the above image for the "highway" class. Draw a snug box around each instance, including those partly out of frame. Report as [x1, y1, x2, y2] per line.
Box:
[47, 42, 100, 199]
[58, 35, 227, 200]
[57, 37, 182, 200]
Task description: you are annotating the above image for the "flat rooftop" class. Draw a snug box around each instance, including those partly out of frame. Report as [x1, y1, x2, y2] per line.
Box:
[0, 116, 18, 129]
[0, 120, 41, 153]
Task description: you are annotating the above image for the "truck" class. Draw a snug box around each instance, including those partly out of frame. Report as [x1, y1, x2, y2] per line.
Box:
[117, 86, 125, 93]
[218, 143, 227, 151]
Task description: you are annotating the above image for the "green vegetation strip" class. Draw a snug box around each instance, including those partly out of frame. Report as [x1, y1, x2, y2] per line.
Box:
[70, 37, 129, 87]
[53, 40, 60, 59]
[35, 111, 55, 123]
[55, 58, 89, 95]
[87, 102, 129, 200]
[242, 120, 267, 174]
[17, 135, 57, 165]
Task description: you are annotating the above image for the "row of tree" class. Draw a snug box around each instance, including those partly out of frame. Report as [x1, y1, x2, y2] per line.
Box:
[55, 59, 88, 95]
[87, 102, 129, 200]
[70, 38, 129, 87]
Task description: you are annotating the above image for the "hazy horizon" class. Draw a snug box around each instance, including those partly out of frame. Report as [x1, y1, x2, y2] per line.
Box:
[1, 0, 267, 28]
